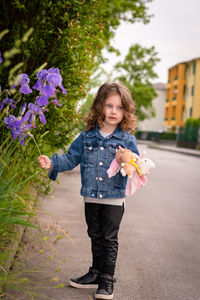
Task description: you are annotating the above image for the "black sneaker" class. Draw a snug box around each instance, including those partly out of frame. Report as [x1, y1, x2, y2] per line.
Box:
[95, 273, 116, 299]
[69, 267, 100, 289]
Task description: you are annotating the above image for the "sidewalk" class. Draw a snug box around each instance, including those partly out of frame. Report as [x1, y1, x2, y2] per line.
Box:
[5, 145, 200, 299]
[137, 140, 200, 158]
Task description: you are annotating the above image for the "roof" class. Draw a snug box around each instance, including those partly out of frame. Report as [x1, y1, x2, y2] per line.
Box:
[153, 82, 166, 90]
[168, 56, 200, 70]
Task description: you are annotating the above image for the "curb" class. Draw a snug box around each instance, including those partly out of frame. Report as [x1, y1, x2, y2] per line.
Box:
[147, 144, 200, 158]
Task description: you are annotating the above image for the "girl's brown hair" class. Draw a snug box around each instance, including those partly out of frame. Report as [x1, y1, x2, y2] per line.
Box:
[85, 82, 137, 132]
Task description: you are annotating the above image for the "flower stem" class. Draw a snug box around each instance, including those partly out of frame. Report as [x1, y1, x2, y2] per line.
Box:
[28, 132, 41, 156]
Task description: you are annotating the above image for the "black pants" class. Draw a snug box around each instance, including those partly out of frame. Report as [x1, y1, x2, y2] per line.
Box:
[85, 202, 124, 276]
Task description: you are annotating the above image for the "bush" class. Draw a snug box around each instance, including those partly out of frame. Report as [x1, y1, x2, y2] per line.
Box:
[185, 118, 200, 128]
[161, 132, 176, 140]
[0, 0, 152, 150]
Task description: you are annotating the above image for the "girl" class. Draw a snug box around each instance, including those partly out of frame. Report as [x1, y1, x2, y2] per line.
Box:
[38, 82, 139, 299]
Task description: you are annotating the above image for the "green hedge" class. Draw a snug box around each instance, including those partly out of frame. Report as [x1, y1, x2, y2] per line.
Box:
[135, 130, 177, 141]
[0, 0, 152, 150]
[161, 132, 176, 140]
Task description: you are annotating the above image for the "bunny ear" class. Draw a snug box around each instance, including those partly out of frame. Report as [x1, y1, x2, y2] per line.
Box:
[141, 150, 147, 157]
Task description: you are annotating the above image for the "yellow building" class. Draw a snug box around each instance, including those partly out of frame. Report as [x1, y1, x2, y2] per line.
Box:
[164, 57, 200, 132]
[184, 58, 200, 120]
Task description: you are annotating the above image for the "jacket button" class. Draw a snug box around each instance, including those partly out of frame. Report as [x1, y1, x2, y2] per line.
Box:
[99, 162, 103, 166]
[99, 177, 104, 181]
[100, 146, 104, 151]
[89, 146, 93, 150]
[96, 177, 98, 180]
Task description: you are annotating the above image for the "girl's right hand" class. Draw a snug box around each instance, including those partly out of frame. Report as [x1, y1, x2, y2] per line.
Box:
[38, 155, 52, 170]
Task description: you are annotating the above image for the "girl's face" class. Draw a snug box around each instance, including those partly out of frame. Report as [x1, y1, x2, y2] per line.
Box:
[102, 94, 124, 132]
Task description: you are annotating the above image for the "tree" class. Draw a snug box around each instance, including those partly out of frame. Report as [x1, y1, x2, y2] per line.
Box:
[114, 44, 160, 121]
[0, 0, 153, 149]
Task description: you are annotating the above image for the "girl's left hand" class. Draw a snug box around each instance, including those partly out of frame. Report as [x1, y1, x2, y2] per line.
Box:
[116, 146, 123, 164]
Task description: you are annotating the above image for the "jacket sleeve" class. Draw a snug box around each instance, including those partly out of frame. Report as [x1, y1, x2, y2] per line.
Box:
[127, 134, 140, 156]
[48, 132, 84, 181]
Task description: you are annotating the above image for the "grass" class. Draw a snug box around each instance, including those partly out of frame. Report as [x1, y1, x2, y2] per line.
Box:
[0, 133, 54, 296]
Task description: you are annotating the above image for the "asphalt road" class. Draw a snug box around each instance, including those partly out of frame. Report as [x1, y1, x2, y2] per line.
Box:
[7, 145, 200, 300]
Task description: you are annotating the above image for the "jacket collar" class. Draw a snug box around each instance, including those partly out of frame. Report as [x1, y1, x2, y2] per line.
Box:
[86, 125, 125, 140]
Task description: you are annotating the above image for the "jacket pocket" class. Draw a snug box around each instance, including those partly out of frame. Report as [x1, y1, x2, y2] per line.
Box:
[108, 145, 117, 163]
[83, 143, 98, 164]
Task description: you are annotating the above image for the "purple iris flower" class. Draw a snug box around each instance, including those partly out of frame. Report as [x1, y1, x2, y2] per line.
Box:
[20, 84, 32, 94]
[37, 69, 49, 80]
[0, 98, 16, 111]
[4, 114, 32, 145]
[46, 72, 62, 86]
[4, 115, 17, 129]
[41, 85, 55, 97]
[0, 52, 2, 64]
[18, 73, 30, 85]
[23, 103, 46, 125]
[33, 69, 48, 91]
[36, 95, 49, 106]
[33, 67, 66, 99]
[16, 73, 32, 95]
[48, 67, 60, 74]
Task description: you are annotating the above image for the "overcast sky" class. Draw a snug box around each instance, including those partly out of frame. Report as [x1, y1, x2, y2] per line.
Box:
[101, 0, 200, 84]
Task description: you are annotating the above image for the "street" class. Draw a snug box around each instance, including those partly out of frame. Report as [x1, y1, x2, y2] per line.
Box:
[7, 145, 200, 300]
[116, 144, 200, 300]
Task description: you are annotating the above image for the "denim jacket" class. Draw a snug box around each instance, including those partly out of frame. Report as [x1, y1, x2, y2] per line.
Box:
[49, 126, 139, 199]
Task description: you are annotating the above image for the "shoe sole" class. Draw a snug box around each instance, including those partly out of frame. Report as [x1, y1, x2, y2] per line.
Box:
[69, 280, 98, 289]
[95, 293, 114, 299]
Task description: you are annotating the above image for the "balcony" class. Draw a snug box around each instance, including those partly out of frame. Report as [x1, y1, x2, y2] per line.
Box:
[173, 76, 178, 86]
[165, 99, 169, 107]
[170, 116, 176, 125]
[164, 118, 168, 125]
[166, 81, 172, 89]
[172, 97, 177, 106]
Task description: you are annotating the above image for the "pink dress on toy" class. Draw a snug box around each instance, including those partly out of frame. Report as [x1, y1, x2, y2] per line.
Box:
[107, 152, 155, 196]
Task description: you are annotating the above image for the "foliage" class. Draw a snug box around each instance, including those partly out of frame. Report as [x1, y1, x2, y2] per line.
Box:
[0, 0, 152, 149]
[176, 118, 200, 146]
[0, 37, 59, 286]
[161, 132, 176, 140]
[0, 0, 153, 293]
[185, 118, 200, 128]
[114, 44, 160, 121]
[135, 130, 177, 141]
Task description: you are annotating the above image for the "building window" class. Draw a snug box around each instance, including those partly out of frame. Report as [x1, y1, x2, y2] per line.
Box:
[190, 107, 193, 117]
[191, 86, 194, 96]
[181, 107, 185, 120]
[193, 62, 196, 74]
[183, 85, 187, 98]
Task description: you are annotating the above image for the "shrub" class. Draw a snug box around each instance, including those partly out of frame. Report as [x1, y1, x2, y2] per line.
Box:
[161, 132, 176, 140]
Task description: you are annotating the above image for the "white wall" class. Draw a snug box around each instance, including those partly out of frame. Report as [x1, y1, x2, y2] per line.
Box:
[138, 83, 166, 132]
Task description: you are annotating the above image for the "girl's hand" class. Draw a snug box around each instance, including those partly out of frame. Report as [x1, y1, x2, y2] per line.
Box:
[116, 146, 124, 164]
[38, 155, 52, 170]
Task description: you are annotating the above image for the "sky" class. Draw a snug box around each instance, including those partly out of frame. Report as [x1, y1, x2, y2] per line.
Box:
[101, 0, 200, 84]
